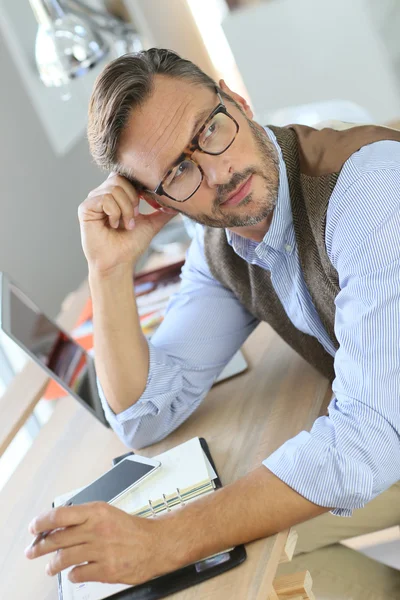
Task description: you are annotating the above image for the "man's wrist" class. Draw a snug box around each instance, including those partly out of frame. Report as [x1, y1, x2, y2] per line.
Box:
[149, 465, 331, 575]
[88, 262, 134, 284]
[147, 513, 191, 574]
[155, 491, 228, 570]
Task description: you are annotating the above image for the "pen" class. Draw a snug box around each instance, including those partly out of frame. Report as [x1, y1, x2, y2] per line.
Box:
[28, 500, 73, 550]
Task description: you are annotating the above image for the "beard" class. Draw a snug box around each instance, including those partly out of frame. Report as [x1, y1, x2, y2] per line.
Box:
[165, 119, 280, 229]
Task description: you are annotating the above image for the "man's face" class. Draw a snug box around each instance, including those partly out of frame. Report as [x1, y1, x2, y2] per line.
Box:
[118, 75, 279, 229]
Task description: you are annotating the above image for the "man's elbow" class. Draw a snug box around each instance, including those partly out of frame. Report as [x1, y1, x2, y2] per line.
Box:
[105, 415, 169, 451]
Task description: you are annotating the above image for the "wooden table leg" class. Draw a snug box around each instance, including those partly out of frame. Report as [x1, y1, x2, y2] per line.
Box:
[279, 528, 299, 564]
[272, 570, 315, 599]
[268, 587, 279, 600]
[269, 587, 304, 600]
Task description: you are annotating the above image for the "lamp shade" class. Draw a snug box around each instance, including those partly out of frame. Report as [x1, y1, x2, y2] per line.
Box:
[30, 0, 109, 88]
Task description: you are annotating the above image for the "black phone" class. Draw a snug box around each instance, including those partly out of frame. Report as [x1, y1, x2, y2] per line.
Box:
[67, 455, 161, 505]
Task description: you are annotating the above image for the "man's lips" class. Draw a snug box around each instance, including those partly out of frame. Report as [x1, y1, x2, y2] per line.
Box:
[220, 175, 253, 207]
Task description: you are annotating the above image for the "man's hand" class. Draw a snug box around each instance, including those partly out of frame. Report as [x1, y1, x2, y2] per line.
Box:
[25, 502, 178, 585]
[78, 173, 178, 276]
[25, 468, 330, 587]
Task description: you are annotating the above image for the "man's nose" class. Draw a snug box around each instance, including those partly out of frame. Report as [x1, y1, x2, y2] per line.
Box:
[194, 151, 233, 187]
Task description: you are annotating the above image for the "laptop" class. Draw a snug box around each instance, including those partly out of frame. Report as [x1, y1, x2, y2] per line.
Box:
[0, 271, 248, 427]
[0, 272, 109, 427]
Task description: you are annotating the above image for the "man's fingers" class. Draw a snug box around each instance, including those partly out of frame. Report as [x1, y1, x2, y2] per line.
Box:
[106, 173, 141, 213]
[101, 186, 135, 230]
[85, 179, 140, 229]
[68, 561, 105, 584]
[28, 505, 90, 536]
[46, 545, 98, 577]
[26, 524, 91, 559]
[68, 559, 127, 585]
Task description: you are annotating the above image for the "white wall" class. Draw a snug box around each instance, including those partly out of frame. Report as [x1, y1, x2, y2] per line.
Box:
[0, 32, 104, 318]
[125, 0, 218, 79]
[222, 0, 400, 123]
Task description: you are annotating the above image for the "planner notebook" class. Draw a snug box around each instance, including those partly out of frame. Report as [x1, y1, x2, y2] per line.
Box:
[53, 437, 246, 600]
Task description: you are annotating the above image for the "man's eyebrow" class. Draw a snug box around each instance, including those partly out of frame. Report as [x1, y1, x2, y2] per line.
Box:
[163, 105, 214, 175]
[117, 104, 215, 191]
[116, 165, 145, 190]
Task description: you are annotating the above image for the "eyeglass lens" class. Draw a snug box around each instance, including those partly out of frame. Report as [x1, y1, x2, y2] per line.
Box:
[164, 111, 238, 202]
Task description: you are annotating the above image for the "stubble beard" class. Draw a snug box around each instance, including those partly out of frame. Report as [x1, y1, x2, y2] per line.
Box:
[171, 120, 280, 229]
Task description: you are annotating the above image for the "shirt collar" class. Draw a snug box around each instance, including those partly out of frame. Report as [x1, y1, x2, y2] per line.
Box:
[226, 126, 295, 256]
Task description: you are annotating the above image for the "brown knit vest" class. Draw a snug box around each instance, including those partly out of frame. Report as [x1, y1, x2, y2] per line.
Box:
[204, 124, 400, 381]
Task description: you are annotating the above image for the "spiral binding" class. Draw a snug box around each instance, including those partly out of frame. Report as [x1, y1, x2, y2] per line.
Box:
[147, 488, 186, 516]
[162, 494, 171, 511]
[176, 487, 185, 506]
[148, 498, 156, 517]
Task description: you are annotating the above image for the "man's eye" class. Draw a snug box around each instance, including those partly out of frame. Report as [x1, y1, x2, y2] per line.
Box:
[203, 122, 217, 141]
[165, 160, 190, 185]
[171, 162, 189, 182]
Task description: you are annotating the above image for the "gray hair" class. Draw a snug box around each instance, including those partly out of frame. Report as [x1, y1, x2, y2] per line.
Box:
[87, 48, 227, 173]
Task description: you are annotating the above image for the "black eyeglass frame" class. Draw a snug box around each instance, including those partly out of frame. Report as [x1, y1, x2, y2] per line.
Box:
[142, 88, 240, 203]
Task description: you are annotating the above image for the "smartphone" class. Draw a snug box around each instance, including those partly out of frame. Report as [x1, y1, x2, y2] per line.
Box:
[67, 455, 161, 506]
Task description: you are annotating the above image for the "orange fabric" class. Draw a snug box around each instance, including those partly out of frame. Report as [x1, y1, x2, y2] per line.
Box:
[43, 299, 94, 400]
[74, 297, 93, 327]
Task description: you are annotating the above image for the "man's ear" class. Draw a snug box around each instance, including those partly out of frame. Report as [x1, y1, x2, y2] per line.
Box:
[219, 79, 253, 120]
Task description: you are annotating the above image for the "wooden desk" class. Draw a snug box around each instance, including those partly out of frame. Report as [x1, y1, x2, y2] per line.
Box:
[0, 322, 331, 599]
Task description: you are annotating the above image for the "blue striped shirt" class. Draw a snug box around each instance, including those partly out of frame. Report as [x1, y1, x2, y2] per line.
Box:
[98, 127, 400, 516]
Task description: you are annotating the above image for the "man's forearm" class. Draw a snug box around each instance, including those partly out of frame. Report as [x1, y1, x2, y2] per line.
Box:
[160, 465, 330, 568]
[89, 264, 149, 414]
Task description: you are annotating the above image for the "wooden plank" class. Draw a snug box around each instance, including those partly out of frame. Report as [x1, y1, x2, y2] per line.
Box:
[342, 525, 400, 551]
[268, 587, 280, 600]
[279, 528, 298, 564]
[273, 570, 315, 600]
[0, 397, 127, 600]
[0, 279, 89, 457]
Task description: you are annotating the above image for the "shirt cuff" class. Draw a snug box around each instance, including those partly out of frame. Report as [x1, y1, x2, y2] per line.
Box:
[262, 425, 374, 517]
[96, 342, 183, 427]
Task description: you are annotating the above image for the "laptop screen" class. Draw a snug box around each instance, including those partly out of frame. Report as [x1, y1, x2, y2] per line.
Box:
[7, 281, 99, 414]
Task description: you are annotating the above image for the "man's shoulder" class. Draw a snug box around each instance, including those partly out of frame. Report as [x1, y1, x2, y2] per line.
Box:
[314, 119, 400, 176]
[327, 140, 400, 270]
[332, 135, 400, 202]
[349, 137, 400, 176]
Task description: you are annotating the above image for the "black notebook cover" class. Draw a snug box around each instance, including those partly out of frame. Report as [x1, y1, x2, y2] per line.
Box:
[56, 437, 246, 599]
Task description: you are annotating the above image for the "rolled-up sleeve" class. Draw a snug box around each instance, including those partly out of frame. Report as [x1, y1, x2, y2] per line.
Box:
[97, 224, 258, 449]
[264, 150, 400, 515]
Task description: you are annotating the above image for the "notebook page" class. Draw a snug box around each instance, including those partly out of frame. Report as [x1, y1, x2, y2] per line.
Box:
[113, 437, 212, 514]
[60, 569, 131, 600]
[54, 492, 131, 600]
[205, 454, 217, 481]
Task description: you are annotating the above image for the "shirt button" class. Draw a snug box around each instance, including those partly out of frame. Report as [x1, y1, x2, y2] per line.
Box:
[284, 243, 292, 253]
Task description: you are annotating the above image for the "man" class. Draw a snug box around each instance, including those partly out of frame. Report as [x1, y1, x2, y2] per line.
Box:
[26, 49, 400, 596]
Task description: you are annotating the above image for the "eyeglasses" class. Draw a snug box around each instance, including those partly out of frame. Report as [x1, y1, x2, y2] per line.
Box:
[143, 89, 240, 203]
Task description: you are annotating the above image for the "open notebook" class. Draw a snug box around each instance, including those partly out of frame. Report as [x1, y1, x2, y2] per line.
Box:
[54, 438, 223, 600]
